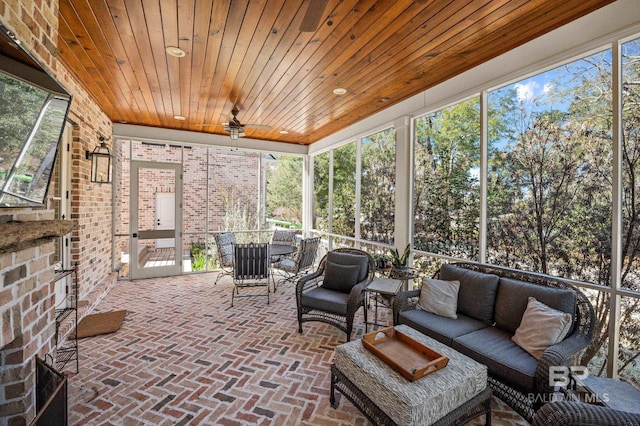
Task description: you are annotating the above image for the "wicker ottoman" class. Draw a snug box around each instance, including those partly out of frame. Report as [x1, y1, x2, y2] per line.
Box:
[331, 324, 491, 425]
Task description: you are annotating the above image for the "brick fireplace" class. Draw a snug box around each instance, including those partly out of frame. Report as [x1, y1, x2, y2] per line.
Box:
[0, 218, 77, 426]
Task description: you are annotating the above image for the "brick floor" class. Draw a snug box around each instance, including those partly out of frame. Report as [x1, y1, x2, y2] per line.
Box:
[66, 272, 530, 425]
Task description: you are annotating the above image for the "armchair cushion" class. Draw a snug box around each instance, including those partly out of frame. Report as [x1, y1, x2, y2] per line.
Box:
[301, 287, 349, 315]
[322, 261, 361, 293]
[325, 251, 369, 282]
[512, 297, 572, 360]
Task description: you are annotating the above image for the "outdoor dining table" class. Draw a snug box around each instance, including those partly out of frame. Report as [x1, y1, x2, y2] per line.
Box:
[269, 244, 296, 257]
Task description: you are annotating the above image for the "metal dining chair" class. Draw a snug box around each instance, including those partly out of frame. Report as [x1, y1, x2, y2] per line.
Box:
[272, 237, 320, 289]
[269, 229, 297, 262]
[231, 243, 271, 307]
[213, 232, 236, 285]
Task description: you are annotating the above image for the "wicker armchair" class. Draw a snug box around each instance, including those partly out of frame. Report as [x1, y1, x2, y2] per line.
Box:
[296, 248, 375, 342]
[213, 232, 236, 285]
[532, 400, 640, 425]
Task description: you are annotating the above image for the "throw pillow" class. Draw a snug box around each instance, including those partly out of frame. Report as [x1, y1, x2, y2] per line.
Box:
[512, 297, 573, 360]
[322, 261, 361, 294]
[416, 277, 460, 319]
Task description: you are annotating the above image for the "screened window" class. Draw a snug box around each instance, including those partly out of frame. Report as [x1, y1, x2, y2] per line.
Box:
[360, 128, 395, 244]
[413, 98, 480, 260]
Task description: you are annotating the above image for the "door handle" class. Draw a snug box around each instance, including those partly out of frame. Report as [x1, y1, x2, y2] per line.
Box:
[132, 233, 138, 238]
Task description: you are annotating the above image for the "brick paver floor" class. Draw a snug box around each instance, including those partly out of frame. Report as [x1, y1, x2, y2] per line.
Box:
[65, 272, 529, 425]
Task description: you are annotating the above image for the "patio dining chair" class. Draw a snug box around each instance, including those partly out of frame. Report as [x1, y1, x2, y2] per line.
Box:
[231, 243, 271, 307]
[272, 237, 320, 289]
[270, 229, 297, 262]
[213, 232, 236, 285]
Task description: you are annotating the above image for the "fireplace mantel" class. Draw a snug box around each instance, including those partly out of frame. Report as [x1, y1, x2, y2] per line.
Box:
[0, 220, 78, 254]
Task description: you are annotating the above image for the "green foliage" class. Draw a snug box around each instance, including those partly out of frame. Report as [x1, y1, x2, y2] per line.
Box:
[413, 98, 481, 259]
[360, 128, 396, 244]
[390, 244, 411, 267]
[265, 155, 303, 225]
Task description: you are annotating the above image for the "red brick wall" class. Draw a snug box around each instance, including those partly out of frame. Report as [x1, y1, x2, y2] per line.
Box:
[1, 1, 115, 424]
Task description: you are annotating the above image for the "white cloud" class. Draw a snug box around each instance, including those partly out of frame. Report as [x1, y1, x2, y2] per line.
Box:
[543, 82, 555, 95]
[514, 81, 540, 101]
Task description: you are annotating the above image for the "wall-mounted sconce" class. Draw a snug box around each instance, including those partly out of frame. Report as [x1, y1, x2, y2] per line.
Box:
[86, 136, 112, 183]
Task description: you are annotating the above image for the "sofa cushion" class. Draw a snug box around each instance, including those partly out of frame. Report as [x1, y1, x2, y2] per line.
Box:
[301, 287, 349, 315]
[452, 327, 538, 392]
[495, 277, 576, 334]
[417, 278, 460, 319]
[439, 264, 499, 325]
[326, 251, 369, 282]
[322, 261, 361, 293]
[512, 297, 573, 359]
[397, 309, 488, 346]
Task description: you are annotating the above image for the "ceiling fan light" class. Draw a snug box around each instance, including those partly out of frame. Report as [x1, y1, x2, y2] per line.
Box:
[229, 127, 239, 140]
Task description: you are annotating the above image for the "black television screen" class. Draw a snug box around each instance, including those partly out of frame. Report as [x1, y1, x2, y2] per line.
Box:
[0, 24, 72, 208]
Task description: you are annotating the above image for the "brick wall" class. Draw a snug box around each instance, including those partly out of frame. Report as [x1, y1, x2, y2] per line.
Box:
[1, 1, 115, 424]
[0, 211, 57, 425]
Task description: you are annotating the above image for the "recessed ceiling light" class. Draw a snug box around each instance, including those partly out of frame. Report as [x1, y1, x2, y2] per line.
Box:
[279, 130, 289, 134]
[165, 46, 186, 58]
[379, 97, 391, 103]
[333, 88, 347, 95]
[174, 115, 185, 120]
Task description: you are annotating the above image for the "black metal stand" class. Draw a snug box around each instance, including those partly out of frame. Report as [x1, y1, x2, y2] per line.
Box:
[54, 262, 79, 373]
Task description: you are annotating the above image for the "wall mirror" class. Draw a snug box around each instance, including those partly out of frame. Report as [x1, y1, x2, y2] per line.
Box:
[0, 23, 72, 208]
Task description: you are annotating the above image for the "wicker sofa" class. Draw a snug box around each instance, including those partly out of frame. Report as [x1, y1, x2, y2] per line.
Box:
[393, 262, 595, 422]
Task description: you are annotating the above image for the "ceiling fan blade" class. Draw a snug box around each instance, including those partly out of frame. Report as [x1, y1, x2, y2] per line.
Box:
[300, 0, 329, 32]
[244, 124, 272, 130]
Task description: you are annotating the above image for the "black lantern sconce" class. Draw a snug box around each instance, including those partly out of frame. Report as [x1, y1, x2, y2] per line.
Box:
[86, 136, 112, 183]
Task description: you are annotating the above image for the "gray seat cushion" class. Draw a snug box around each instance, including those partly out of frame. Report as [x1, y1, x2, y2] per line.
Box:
[452, 327, 538, 392]
[397, 309, 488, 346]
[326, 251, 369, 282]
[495, 277, 577, 334]
[301, 287, 349, 315]
[439, 264, 499, 325]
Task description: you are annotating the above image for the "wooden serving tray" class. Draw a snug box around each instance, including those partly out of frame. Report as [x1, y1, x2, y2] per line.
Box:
[361, 327, 448, 381]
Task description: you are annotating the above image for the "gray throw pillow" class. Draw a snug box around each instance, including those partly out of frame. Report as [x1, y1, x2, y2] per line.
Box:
[322, 261, 361, 294]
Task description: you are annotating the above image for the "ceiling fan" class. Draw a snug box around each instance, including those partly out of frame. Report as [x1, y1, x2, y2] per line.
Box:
[204, 107, 271, 140]
[300, 0, 329, 32]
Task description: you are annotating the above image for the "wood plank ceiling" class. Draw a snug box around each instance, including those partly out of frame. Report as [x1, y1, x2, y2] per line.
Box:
[57, 0, 614, 145]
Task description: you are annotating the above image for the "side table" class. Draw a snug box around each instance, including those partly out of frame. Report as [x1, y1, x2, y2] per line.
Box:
[365, 277, 402, 332]
[560, 374, 640, 414]
[380, 266, 420, 291]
